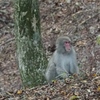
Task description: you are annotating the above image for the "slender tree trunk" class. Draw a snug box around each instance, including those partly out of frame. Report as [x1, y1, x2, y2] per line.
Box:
[15, 0, 47, 87]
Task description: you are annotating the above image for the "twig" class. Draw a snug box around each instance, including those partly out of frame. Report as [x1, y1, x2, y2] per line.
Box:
[0, 37, 15, 47]
[72, 8, 100, 17]
[78, 12, 100, 26]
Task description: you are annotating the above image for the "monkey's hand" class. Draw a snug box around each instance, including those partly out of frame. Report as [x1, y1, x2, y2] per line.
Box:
[56, 72, 68, 79]
[61, 72, 68, 78]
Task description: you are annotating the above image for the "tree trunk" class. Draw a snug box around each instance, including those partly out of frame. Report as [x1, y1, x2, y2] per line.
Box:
[15, 0, 47, 87]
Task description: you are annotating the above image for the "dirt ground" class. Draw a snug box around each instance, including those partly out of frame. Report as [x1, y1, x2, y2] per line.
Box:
[0, 0, 100, 100]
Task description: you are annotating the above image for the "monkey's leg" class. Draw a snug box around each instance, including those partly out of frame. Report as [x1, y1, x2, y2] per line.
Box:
[45, 66, 57, 82]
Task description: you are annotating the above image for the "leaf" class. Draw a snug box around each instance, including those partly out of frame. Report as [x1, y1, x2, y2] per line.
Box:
[87, 89, 91, 93]
[17, 90, 23, 95]
[46, 97, 50, 100]
[76, 40, 87, 46]
[52, 80, 57, 84]
[60, 90, 66, 95]
[97, 86, 100, 91]
[69, 95, 79, 100]
[81, 80, 87, 83]
[92, 73, 97, 77]
[61, 72, 68, 78]
[66, 0, 71, 3]
[96, 35, 100, 45]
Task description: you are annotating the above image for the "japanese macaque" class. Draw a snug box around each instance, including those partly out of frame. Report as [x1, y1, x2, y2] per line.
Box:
[45, 36, 79, 82]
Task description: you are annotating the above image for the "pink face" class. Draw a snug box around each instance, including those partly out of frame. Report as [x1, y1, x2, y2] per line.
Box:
[64, 41, 71, 52]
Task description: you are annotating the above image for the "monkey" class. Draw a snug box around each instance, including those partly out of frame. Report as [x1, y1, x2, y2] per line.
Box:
[45, 36, 79, 82]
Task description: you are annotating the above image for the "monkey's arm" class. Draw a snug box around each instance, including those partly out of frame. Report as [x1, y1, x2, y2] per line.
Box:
[69, 51, 79, 74]
[45, 55, 57, 82]
[55, 52, 69, 78]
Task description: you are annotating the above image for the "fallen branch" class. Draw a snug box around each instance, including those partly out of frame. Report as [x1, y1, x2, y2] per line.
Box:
[78, 12, 100, 26]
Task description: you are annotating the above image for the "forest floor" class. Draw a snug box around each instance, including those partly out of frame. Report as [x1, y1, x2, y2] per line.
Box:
[0, 0, 100, 100]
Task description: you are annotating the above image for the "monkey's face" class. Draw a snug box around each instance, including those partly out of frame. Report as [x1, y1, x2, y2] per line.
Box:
[56, 37, 72, 54]
[64, 41, 71, 52]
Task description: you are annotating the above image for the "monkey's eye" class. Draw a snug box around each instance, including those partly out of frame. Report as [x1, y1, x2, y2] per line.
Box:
[65, 41, 70, 44]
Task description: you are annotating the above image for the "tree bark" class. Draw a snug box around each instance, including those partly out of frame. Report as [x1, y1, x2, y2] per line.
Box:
[15, 0, 47, 87]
